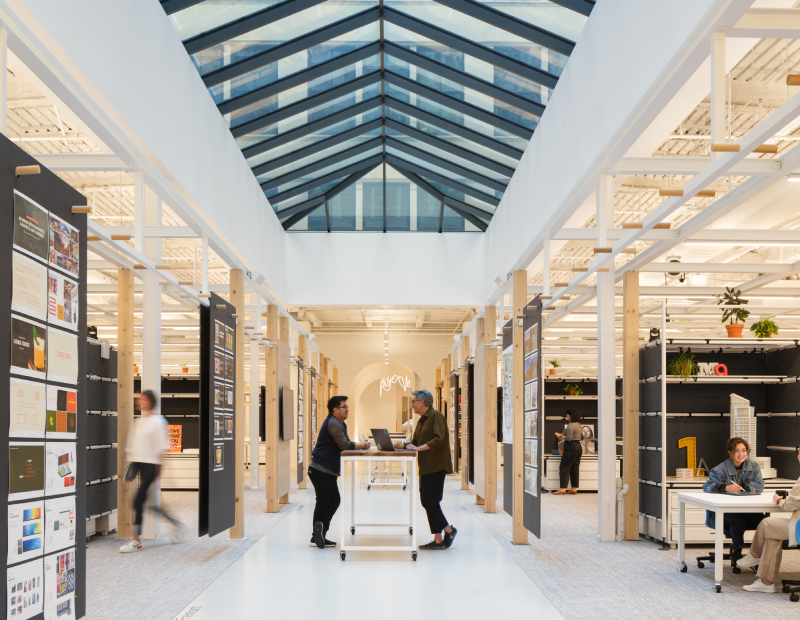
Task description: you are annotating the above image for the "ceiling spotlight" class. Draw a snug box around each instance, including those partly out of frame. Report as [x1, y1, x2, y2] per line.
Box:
[788, 172, 800, 183]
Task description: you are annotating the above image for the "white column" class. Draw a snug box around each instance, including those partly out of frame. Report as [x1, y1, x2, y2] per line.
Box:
[132, 170, 145, 253]
[1, 27, 7, 136]
[542, 239, 550, 297]
[596, 173, 616, 541]
[249, 293, 261, 488]
[201, 233, 209, 294]
[710, 30, 726, 156]
[142, 184, 162, 539]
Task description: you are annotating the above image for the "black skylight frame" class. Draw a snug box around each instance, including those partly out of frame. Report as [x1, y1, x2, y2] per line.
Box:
[162, 0, 593, 231]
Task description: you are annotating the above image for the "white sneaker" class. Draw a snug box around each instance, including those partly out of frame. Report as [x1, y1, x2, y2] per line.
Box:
[743, 579, 775, 593]
[737, 553, 760, 568]
[119, 539, 142, 553]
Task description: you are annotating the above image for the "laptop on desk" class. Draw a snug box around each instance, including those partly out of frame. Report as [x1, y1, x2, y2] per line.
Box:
[371, 429, 396, 451]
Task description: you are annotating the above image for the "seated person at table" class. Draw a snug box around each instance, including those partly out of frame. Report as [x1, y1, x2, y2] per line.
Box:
[702, 437, 765, 561]
[737, 445, 800, 593]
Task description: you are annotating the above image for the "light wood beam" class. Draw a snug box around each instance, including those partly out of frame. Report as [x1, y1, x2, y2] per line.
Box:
[622, 271, 640, 540]
[460, 333, 470, 491]
[229, 269, 245, 538]
[513, 270, 528, 544]
[117, 268, 134, 539]
[279, 316, 290, 505]
[485, 305, 497, 514]
[298, 335, 308, 489]
[266, 305, 279, 512]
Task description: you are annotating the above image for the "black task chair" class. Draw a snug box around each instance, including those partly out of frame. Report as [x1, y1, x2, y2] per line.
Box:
[781, 520, 800, 603]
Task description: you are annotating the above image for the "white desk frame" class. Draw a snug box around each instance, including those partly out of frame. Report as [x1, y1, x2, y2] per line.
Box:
[677, 491, 787, 592]
[340, 452, 418, 561]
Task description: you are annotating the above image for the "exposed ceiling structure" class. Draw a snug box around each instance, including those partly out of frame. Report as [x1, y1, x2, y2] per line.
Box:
[162, 0, 592, 231]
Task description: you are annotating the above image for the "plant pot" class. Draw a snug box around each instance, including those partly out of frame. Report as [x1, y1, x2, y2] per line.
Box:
[549, 368, 556, 375]
[568, 390, 575, 396]
[133, 366, 139, 374]
[182, 367, 189, 374]
[725, 323, 744, 338]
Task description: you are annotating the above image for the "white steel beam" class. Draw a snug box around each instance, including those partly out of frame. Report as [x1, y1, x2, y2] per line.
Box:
[611, 157, 781, 176]
[640, 262, 793, 273]
[553, 228, 800, 244]
[32, 153, 128, 171]
[730, 8, 800, 38]
[710, 29, 726, 153]
[96, 225, 197, 238]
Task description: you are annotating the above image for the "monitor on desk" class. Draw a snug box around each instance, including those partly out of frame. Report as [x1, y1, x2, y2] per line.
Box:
[371, 429, 395, 451]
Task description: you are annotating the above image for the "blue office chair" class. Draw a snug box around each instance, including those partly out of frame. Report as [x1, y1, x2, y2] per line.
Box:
[695, 510, 742, 573]
[780, 520, 800, 603]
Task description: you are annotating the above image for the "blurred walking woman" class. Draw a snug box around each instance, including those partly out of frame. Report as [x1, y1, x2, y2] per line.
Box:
[554, 409, 582, 495]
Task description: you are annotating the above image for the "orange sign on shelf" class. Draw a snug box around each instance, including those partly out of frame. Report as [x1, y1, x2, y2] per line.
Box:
[167, 425, 182, 453]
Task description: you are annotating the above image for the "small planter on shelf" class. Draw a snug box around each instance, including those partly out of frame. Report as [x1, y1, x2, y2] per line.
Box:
[133, 364, 139, 374]
[563, 384, 583, 397]
[750, 319, 779, 339]
[667, 349, 698, 383]
[718, 287, 750, 339]
[548, 360, 560, 376]
[181, 364, 189, 374]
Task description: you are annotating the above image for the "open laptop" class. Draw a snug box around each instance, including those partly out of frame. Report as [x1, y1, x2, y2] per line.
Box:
[371, 428, 396, 451]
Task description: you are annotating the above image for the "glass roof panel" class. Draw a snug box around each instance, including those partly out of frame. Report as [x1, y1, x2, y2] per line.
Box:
[247, 106, 382, 167]
[385, 55, 538, 130]
[385, 107, 519, 168]
[428, 179, 495, 214]
[209, 24, 380, 105]
[236, 82, 382, 148]
[441, 205, 466, 231]
[170, 1, 287, 41]
[287, 203, 328, 230]
[384, 82, 528, 151]
[385, 0, 567, 76]
[193, 0, 377, 75]
[226, 53, 381, 128]
[479, 0, 587, 43]
[384, 22, 550, 106]
[256, 127, 382, 182]
[272, 177, 344, 211]
[265, 146, 382, 199]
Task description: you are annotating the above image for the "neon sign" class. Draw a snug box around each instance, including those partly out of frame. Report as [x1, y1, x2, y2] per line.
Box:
[380, 375, 411, 396]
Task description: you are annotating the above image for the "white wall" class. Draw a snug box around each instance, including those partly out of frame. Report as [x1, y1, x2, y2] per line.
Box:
[357, 381, 403, 438]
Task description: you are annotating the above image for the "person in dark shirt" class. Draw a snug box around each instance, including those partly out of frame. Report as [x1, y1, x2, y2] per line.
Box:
[308, 395, 369, 549]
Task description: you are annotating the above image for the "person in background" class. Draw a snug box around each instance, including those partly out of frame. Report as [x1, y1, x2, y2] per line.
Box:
[308, 395, 370, 549]
[401, 390, 456, 550]
[553, 409, 582, 495]
[702, 437, 765, 563]
[737, 445, 800, 593]
[119, 390, 184, 553]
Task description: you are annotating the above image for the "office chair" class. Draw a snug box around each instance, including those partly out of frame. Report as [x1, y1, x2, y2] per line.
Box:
[695, 510, 742, 574]
[781, 520, 800, 603]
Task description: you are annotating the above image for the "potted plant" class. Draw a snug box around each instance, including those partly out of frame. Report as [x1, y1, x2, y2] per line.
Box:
[182, 363, 189, 374]
[668, 349, 699, 383]
[548, 360, 561, 375]
[718, 287, 750, 338]
[563, 383, 583, 396]
[750, 318, 779, 338]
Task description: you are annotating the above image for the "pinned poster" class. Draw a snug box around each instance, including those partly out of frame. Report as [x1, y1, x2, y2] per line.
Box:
[213, 444, 223, 471]
[47, 213, 79, 278]
[43, 548, 74, 612]
[7, 501, 44, 565]
[46, 329, 78, 385]
[44, 496, 75, 553]
[167, 425, 182, 453]
[9, 442, 45, 501]
[47, 272, 79, 332]
[11, 315, 47, 380]
[6, 557, 44, 620]
[12, 252, 48, 322]
[13, 190, 48, 262]
[10, 378, 47, 438]
[45, 386, 77, 439]
[45, 443, 76, 496]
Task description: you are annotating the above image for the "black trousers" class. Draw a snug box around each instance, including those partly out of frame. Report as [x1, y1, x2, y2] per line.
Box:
[419, 470, 449, 534]
[132, 462, 179, 536]
[559, 441, 582, 489]
[724, 512, 766, 551]
[308, 467, 340, 535]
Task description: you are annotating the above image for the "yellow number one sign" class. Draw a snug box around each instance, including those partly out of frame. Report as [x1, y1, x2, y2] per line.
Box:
[678, 437, 697, 474]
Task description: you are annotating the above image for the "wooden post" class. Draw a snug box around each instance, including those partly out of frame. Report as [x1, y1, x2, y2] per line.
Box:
[460, 334, 469, 490]
[623, 271, 640, 539]
[435, 368, 441, 410]
[485, 305, 497, 513]
[513, 270, 528, 544]
[228, 269, 245, 538]
[279, 317, 290, 505]
[116, 268, 134, 539]
[298, 335, 308, 489]
[332, 367, 338, 397]
[475, 317, 485, 506]
[266, 305, 279, 512]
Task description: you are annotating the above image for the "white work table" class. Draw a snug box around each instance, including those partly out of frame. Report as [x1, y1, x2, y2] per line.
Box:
[676, 491, 789, 592]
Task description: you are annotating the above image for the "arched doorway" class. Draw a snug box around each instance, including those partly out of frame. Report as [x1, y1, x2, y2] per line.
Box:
[347, 362, 422, 437]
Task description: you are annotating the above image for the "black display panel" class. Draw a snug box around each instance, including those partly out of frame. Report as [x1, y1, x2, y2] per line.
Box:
[467, 362, 474, 485]
[279, 387, 294, 441]
[199, 293, 236, 538]
[449, 373, 459, 473]
[522, 297, 543, 539]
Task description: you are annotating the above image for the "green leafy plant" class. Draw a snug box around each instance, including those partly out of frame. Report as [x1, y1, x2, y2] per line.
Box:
[549, 360, 561, 368]
[750, 318, 779, 338]
[563, 383, 584, 396]
[718, 286, 750, 324]
[668, 349, 699, 383]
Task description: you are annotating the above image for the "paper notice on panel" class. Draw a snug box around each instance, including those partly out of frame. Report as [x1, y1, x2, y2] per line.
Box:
[48, 213, 79, 278]
[46, 329, 78, 385]
[11, 315, 47, 380]
[502, 346, 514, 445]
[6, 557, 44, 620]
[47, 271, 79, 332]
[43, 548, 74, 611]
[7, 501, 44, 565]
[9, 442, 45, 501]
[12, 252, 48, 321]
[10, 378, 46, 438]
[46, 386, 77, 439]
[13, 190, 48, 262]
[45, 443, 76, 496]
[44, 496, 75, 553]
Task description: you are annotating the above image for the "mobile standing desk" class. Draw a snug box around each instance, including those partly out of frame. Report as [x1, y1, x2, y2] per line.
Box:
[676, 491, 790, 592]
[339, 449, 418, 561]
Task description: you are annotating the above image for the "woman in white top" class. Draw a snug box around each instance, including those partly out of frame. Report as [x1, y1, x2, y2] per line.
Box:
[119, 390, 184, 553]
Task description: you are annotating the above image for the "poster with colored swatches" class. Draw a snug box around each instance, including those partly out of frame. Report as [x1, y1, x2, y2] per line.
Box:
[7, 501, 44, 565]
[9, 378, 47, 438]
[43, 548, 74, 611]
[47, 271, 79, 332]
[12, 251, 48, 322]
[6, 557, 43, 620]
[44, 443, 76, 497]
[44, 496, 75, 553]
[45, 386, 77, 439]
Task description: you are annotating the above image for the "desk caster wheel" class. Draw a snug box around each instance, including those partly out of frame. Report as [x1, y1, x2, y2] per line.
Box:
[412, 552, 417, 561]
[784, 585, 791, 593]
[679, 564, 687, 573]
[732, 566, 741, 574]
[367, 485, 371, 491]
[697, 562, 704, 569]
[403, 485, 406, 490]
[715, 584, 722, 593]
[409, 527, 413, 535]
[340, 551, 346, 561]
[790, 593, 799, 603]
[350, 527, 356, 535]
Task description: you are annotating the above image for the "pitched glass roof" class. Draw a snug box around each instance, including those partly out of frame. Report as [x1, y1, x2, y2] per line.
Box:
[162, 0, 593, 231]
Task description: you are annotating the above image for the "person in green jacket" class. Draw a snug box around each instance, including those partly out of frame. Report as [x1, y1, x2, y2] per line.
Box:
[401, 390, 456, 550]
